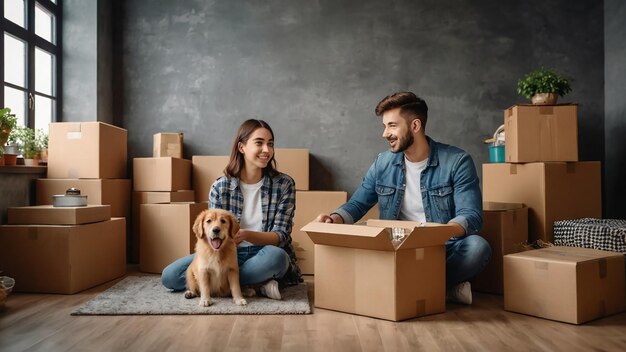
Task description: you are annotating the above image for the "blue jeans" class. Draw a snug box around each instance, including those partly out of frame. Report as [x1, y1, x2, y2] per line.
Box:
[161, 245, 290, 291]
[445, 234, 491, 289]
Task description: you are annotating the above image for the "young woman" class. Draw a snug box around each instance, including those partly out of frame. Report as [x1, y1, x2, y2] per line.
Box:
[161, 119, 302, 299]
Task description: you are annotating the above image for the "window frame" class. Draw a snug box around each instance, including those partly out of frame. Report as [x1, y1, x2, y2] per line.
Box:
[0, 0, 62, 128]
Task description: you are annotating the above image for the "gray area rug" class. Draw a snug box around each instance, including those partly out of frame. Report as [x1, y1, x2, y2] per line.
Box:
[71, 276, 311, 315]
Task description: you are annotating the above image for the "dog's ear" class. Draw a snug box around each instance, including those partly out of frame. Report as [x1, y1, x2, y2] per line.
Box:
[228, 213, 240, 239]
[193, 210, 207, 239]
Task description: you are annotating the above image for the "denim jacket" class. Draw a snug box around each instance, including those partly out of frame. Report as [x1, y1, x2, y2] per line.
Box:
[333, 137, 482, 236]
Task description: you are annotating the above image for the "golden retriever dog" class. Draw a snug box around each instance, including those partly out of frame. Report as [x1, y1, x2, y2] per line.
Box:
[184, 209, 247, 306]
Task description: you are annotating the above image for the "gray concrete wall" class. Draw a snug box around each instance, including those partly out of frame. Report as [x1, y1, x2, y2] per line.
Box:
[604, 0, 626, 219]
[62, 0, 113, 123]
[116, 0, 605, 197]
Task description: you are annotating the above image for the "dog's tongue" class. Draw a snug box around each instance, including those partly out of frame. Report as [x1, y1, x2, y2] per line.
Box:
[210, 238, 222, 249]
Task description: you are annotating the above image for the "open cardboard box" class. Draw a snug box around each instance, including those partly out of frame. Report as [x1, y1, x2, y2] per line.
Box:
[302, 219, 457, 321]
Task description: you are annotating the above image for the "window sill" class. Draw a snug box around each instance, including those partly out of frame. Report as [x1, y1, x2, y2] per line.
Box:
[0, 165, 47, 174]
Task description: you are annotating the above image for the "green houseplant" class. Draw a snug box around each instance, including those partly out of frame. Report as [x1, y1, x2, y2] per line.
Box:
[18, 127, 43, 165]
[517, 68, 572, 105]
[0, 107, 18, 147]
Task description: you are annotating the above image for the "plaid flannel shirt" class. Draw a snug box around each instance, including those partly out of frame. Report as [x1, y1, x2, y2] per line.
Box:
[209, 172, 303, 286]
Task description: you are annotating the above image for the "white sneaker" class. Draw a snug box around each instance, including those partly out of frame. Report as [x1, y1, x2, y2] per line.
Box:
[447, 281, 472, 305]
[259, 279, 281, 300]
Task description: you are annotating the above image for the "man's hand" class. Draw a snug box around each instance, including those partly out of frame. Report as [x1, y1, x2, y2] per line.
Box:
[314, 213, 344, 224]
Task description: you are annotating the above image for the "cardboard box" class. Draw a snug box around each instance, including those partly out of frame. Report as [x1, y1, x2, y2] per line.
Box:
[0, 218, 126, 294]
[133, 157, 191, 192]
[153, 133, 183, 158]
[292, 191, 347, 274]
[504, 104, 578, 162]
[483, 162, 601, 242]
[8, 205, 111, 225]
[47, 122, 127, 179]
[139, 202, 207, 273]
[504, 246, 625, 324]
[302, 220, 457, 321]
[36, 179, 131, 218]
[472, 202, 528, 294]
[130, 190, 195, 263]
[274, 148, 309, 191]
[192, 155, 230, 202]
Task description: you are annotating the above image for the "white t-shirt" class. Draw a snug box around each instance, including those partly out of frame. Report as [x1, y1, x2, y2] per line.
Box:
[398, 157, 428, 223]
[239, 179, 264, 247]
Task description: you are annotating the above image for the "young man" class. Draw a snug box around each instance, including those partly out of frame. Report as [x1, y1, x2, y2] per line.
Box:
[316, 91, 491, 304]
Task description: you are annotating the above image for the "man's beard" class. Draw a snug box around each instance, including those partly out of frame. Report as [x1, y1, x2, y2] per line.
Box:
[388, 131, 414, 153]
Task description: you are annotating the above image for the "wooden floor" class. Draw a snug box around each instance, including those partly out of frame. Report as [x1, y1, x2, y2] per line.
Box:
[1, 269, 626, 352]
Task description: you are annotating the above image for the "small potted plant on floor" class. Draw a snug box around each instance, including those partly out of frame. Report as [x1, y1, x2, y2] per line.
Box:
[517, 68, 572, 105]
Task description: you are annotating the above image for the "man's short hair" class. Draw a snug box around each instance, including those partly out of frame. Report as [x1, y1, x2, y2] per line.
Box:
[375, 91, 428, 129]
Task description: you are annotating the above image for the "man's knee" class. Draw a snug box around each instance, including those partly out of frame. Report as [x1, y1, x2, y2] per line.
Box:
[466, 235, 492, 263]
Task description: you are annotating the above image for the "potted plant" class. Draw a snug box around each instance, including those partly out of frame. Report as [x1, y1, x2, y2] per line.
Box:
[0, 107, 18, 147]
[3, 125, 23, 166]
[20, 127, 42, 166]
[517, 68, 572, 105]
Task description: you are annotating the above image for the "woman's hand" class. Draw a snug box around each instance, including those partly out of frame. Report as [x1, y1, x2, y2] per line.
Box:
[234, 229, 249, 245]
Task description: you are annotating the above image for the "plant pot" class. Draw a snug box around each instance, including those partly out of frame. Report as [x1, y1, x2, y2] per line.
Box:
[3, 153, 17, 166]
[24, 158, 39, 166]
[531, 93, 558, 105]
[3, 144, 20, 155]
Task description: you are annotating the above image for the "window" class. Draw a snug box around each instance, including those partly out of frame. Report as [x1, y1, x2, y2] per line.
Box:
[1, 0, 61, 134]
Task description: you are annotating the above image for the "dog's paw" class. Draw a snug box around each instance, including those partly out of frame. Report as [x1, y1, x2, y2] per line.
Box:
[184, 290, 196, 299]
[242, 287, 256, 297]
[199, 298, 213, 307]
[234, 297, 247, 306]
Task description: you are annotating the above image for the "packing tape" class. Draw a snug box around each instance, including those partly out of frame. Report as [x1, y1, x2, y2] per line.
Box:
[534, 261, 548, 270]
[66, 132, 82, 140]
[509, 164, 518, 175]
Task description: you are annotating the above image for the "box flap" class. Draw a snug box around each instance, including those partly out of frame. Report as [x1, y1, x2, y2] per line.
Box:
[301, 222, 394, 251]
[302, 220, 456, 251]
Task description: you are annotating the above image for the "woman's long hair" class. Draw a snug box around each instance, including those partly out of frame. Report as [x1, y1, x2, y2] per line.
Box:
[224, 119, 278, 178]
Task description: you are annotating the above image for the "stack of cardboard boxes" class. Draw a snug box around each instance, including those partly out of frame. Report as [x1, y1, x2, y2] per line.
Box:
[35, 122, 132, 260]
[0, 122, 128, 293]
[476, 104, 624, 324]
[133, 133, 199, 273]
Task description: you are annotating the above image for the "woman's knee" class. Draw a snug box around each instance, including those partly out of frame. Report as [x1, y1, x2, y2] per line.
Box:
[261, 245, 290, 277]
[161, 256, 192, 291]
